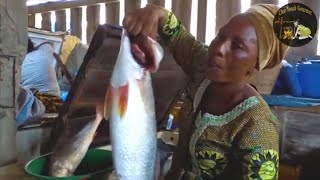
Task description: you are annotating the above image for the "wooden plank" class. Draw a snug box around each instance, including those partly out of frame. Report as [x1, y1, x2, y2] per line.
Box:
[87, 5, 101, 44]
[197, 0, 207, 42]
[148, 0, 165, 7]
[28, 0, 119, 14]
[55, 10, 66, 32]
[251, 0, 278, 5]
[125, 0, 140, 15]
[106, 2, 120, 25]
[41, 12, 51, 31]
[70, 8, 82, 39]
[216, 0, 241, 32]
[0, 162, 34, 180]
[279, 164, 300, 180]
[280, 111, 320, 164]
[172, 0, 192, 31]
[272, 106, 320, 114]
[28, 14, 36, 28]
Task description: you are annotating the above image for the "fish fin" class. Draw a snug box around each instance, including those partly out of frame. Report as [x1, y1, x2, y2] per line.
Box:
[136, 75, 149, 106]
[136, 78, 145, 97]
[104, 86, 114, 120]
[118, 83, 129, 119]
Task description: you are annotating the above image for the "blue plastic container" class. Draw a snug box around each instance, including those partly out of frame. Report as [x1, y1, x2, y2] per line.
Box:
[273, 60, 302, 97]
[296, 60, 320, 98]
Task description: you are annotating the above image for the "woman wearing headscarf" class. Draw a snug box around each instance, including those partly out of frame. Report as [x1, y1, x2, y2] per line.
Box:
[123, 3, 288, 180]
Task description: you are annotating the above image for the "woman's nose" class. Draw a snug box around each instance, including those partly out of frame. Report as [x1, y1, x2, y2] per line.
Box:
[210, 38, 226, 58]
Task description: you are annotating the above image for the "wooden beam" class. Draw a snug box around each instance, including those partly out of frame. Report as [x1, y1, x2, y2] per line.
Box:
[251, 0, 278, 5]
[106, 2, 120, 25]
[28, 14, 36, 28]
[148, 0, 165, 7]
[70, 8, 82, 39]
[172, 0, 192, 31]
[41, 12, 51, 31]
[55, 10, 66, 32]
[28, 0, 119, 14]
[197, 0, 207, 42]
[87, 5, 101, 44]
[125, 0, 141, 15]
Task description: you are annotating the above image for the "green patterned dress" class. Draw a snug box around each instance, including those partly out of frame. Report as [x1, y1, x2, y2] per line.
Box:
[159, 11, 279, 180]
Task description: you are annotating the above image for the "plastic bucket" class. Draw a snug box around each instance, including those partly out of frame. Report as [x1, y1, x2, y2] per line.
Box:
[24, 149, 113, 180]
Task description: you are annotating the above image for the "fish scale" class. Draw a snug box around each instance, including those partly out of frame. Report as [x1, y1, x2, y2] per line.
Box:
[104, 30, 163, 180]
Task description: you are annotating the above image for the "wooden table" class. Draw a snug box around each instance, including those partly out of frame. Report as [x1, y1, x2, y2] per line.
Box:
[0, 163, 33, 180]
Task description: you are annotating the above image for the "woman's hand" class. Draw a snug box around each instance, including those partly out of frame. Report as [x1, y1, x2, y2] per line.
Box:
[122, 4, 166, 39]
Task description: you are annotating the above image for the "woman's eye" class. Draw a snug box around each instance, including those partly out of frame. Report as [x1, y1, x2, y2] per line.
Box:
[232, 41, 243, 49]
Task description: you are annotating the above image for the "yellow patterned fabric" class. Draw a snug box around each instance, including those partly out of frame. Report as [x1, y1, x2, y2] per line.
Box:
[189, 92, 279, 180]
[248, 150, 278, 179]
[33, 89, 62, 113]
[160, 11, 279, 180]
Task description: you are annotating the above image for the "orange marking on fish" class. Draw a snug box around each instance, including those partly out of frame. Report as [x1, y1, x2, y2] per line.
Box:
[118, 83, 129, 119]
[104, 85, 114, 120]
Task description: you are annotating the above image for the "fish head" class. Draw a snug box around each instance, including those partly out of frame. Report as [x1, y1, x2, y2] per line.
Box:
[130, 34, 164, 73]
[49, 161, 74, 177]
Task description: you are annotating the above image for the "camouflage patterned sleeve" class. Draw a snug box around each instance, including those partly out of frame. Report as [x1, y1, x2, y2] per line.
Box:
[237, 113, 280, 180]
[158, 10, 208, 83]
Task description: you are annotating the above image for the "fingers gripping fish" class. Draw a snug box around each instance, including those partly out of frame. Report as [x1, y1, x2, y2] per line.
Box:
[104, 30, 164, 180]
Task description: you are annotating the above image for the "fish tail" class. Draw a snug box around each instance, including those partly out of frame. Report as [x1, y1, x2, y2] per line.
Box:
[117, 83, 129, 119]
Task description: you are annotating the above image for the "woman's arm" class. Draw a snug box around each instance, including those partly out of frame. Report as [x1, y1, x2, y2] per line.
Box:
[158, 10, 208, 83]
[237, 113, 279, 180]
[123, 4, 208, 83]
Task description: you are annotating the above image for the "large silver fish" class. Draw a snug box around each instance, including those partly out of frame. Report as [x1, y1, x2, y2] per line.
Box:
[48, 105, 103, 177]
[104, 31, 163, 180]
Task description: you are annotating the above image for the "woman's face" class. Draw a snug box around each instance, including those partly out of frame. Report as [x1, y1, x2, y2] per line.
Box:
[206, 14, 258, 84]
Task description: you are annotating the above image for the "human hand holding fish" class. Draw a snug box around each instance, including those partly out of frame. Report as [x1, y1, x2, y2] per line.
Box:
[123, 4, 166, 39]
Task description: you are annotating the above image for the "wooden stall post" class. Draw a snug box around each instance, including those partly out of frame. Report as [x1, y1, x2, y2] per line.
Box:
[70, 8, 82, 39]
[197, 0, 207, 42]
[172, 0, 192, 31]
[251, 0, 278, 5]
[125, 0, 141, 14]
[41, 12, 52, 31]
[106, 2, 120, 25]
[215, 0, 241, 33]
[87, 5, 100, 44]
[28, 14, 36, 28]
[148, 0, 165, 7]
[55, 10, 66, 32]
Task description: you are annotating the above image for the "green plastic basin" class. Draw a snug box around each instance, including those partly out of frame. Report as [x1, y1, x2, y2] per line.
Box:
[24, 149, 113, 180]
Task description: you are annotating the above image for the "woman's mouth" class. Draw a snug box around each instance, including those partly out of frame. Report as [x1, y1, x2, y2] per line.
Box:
[208, 61, 222, 69]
